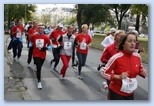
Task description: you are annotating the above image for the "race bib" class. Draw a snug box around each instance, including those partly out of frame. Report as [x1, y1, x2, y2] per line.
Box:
[35, 39, 44, 49]
[80, 42, 87, 50]
[64, 41, 72, 50]
[16, 32, 21, 38]
[120, 77, 138, 93]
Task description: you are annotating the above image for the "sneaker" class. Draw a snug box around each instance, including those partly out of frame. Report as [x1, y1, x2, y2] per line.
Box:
[78, 76, 83, 80]
[53, 67, 58, 71]
[97, 64, 101, 71]
[28, 64, 31, 67]
[59, 75, 65, 80]
[72, 64, 77, 67]
[37, 82, 42, 89]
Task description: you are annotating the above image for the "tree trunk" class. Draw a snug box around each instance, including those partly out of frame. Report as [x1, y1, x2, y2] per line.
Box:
[135, 14, 140, 33]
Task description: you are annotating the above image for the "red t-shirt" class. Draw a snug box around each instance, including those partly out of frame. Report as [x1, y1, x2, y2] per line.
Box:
[30, 33, 51, 59]
[49, 30, 64, 47]
[100, 42, 118, 63]
[76, 33, 92, 54]
[28, 27, 38, 39]
[11, 25, 24, 38]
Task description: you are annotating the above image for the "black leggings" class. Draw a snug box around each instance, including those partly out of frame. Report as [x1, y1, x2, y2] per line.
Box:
[76, 52, 87, 76]
[27, 46, 34, 64]
[33, 57, 45, 82]
[51, 48, 60, 68]
[109, 89, 134, 100]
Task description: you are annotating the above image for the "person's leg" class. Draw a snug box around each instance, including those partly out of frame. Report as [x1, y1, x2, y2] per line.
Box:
[27, 46, 34, 64]
[12, 41, 17, 58]
[72, 46, 75, 65]
[109, 89, 125, 100]
[53, 48, 60, 69]
[7, 38, 13, 50]
[76, 52, 83, 76]
[81, 54, 87, 66]
[60, 55, 71, 77]
[33, 57, 42, 82]
[17, 42, 23, 59]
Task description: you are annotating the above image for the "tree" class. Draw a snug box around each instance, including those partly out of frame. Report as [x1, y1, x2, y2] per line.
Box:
[109, 4, 131, 29]
[130, 4, 148, 33]
[75, 4, 111, 33]
[4, 4, 36, 29]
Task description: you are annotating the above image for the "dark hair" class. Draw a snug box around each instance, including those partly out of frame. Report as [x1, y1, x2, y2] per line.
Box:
[16, 19, 22, 23]
[118, 32, 136, 51]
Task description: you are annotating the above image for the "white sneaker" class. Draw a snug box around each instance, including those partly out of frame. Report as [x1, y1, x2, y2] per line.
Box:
[78, 76, 83, 80]
[59, 75, 65, 80]
[37, 82, 42, 89]
[28, 64, 31, 67]
[53, 68, 58, 71]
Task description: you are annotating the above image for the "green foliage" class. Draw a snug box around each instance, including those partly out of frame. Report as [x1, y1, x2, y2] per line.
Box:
[76, 4, 111, 32]
[4, 4, 36, 28]
[109, 4, 131, 29]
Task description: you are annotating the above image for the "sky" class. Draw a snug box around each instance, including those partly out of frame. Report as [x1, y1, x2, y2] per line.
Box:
[36, 4, 75, 10]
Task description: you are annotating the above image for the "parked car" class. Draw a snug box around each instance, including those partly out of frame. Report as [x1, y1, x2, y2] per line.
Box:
[95, 30, 104, 34]
[139, 34, 146, 38]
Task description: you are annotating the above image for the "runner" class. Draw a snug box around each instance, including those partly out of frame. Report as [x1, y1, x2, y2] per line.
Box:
[30, 23, 52, 89]
[11, 19, 24, 62]
[75, 24, 92, 80]
[49, 23, 64, 71]
[101, 32, 147, 100]
[58, 25, 76, 80]
[27, 20, 38, 67]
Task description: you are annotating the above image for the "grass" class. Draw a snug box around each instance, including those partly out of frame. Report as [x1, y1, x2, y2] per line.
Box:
[91, 33, 148, 64]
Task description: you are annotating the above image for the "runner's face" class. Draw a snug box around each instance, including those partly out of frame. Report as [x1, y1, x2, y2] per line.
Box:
[68, 26, 73, 33]
[82, 26, 88, 33]
[115, 32, 123, 43]
[38, 27, 45, 34]
[123, 34, 136, 53]
[18, 21, 22, 26]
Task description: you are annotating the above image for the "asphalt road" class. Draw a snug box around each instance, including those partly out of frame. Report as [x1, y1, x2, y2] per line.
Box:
[4, 35, 148, 100]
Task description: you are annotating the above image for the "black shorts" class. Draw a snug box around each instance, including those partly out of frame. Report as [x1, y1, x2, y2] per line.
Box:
[109, 89, 134, 100]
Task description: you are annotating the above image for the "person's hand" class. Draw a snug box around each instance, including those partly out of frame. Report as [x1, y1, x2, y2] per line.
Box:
[140, 68, 147, 77]
[58, 46, 63, 50]
[120, 71, 129, 79]
[40, 47, 47, 52]
[140, 48, 145, 52]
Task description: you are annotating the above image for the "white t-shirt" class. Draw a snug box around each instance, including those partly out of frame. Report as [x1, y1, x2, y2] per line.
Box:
[101, 34, 114, 48]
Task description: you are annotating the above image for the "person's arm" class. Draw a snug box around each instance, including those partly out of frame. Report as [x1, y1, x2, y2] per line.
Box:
[58, 35, 63, 42]
[101, 54, 129, 81]
[100, 48, 109, 63]
[101, 37, 108, 48]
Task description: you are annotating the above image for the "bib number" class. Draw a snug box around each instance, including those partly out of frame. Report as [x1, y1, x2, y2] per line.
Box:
[16, 32, 21, 38]
[120, 77, 138, 93]
[35, 39, 44, 49]
[80, 42, 87, 50]
[64, 42, 72, 50]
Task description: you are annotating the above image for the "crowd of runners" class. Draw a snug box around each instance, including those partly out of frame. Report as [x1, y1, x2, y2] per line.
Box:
[6, 19, 147, 100]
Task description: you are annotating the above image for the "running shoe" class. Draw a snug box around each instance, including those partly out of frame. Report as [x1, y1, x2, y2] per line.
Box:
[37, 82, 42, 89]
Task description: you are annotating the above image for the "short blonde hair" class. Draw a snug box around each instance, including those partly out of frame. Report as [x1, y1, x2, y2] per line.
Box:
[114, 30, 125, 37]
[81, 24, 88, 29]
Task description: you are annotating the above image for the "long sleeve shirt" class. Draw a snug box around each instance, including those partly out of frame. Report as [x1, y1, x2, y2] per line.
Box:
[101, 50, 144, 96]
